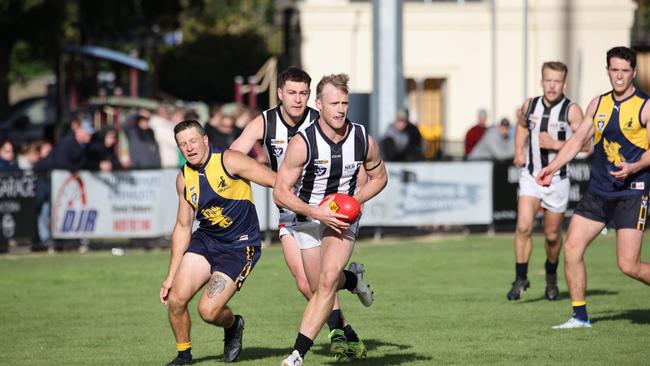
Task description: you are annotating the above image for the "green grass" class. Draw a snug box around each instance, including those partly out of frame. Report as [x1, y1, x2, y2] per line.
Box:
[1, 233, 649, 365]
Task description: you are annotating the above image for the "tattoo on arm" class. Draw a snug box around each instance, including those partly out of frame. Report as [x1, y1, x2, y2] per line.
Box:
[207, 273, 227, 298]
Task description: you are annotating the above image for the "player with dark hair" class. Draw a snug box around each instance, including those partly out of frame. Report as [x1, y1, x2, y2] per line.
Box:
[231, 67, 368, 361]
[508, 61, 584, 301]
[277, 73, 388, 366]
[537, 46, 650, 328]
[159, 120, 275, 364]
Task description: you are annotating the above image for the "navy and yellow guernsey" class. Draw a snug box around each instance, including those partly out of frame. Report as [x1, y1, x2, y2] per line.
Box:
[182, 149, 261, 248]
[591, 89, 650, 197]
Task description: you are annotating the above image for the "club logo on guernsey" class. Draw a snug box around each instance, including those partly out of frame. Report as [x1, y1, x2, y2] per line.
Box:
[597, 114, 607, 131]
[527, 120, 536, 130]
[188, 185, 198, 205]
[315, 159, 329, 176]
[625, 117, 634, 130]
[271, 139, 285, 157]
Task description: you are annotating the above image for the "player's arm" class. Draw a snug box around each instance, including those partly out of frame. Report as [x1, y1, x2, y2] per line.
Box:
[354, 135, 387, 204]
[229, 114, 264, 154]
[566, 103, 592, 154]
[536, 97, 597, 186]
[222, 149, 275, 188]
[160, 172, 195, 305]
[610, 101, 650, 180]
[273, 135, 349, 232]
[513, 99, 529, 167]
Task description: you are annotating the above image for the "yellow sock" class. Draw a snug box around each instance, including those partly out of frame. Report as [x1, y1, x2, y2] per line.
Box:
[571, 300, 586, 307]
[177, 341, 191, 352]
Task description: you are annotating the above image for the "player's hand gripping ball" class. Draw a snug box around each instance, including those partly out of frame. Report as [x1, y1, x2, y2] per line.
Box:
[320, 193, 361, 223]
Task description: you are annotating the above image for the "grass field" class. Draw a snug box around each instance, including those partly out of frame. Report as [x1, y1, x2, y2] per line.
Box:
[1, 233, 650, 366]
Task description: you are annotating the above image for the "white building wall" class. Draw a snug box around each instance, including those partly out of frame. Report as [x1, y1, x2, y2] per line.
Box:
[297, 0, 636, 145]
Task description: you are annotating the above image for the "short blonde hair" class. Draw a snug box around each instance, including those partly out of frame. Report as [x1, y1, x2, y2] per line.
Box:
[316, 73, 350, 99]
[541, 61, 568, 81]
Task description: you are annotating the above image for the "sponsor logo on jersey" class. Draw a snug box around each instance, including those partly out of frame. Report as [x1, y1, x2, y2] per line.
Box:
[631, 181, 645, 190]
[217, 176, 229, 193]
[201, 206, 233, 228]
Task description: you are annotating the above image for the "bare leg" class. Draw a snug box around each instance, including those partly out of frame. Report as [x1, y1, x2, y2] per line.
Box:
[563, 215, 604, 302]
[616, 229, 650, 285]
[299, 229, 355, 339]
[514, 196, 541, 263]
[281, 233, 313, 299]
[167, 253, 212, 343]
[543, 210, 564, 263]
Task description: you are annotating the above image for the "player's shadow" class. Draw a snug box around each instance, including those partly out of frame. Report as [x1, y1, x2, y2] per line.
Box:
[519, 288, 618, 304]
[591, 309, 650, 325]
[191, 346, 288, 364]
[314, 338, 432, 366]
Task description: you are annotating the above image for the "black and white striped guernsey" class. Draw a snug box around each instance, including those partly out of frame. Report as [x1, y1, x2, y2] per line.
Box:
[524, 96, 574, 178]
[262, 105, 320, 172]
[295, 120, 369, 207]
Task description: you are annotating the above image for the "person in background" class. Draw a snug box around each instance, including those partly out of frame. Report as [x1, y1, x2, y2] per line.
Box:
[465, 108, 488, 157]
[380, 109, 423, 161]
[125, 113, 161, 169]
[467, 118, 514, 161]
[85, 126, 122, 171]
[506, 61, 584, 302]
[0, 139, 19, 172]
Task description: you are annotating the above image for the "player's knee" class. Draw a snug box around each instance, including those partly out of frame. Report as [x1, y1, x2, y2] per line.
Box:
[318, 270, 340, 294]
[198, 302, 223, 323]
[544, 230, 561, 245]
[618, 259, 640, 279]
[167, 292, 189, 314]
[515, 223, 533, 237]
[563, 242, 582, 262]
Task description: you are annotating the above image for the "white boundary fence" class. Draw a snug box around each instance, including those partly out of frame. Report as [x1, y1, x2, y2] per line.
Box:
[50, 162, 494, 239]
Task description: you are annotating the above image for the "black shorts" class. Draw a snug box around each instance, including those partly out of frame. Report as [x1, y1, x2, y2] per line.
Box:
[574, 191, 649, 231]
[186, 231, 261, 291]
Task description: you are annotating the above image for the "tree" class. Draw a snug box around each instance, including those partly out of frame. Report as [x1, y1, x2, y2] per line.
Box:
[0, 0, 65, 114]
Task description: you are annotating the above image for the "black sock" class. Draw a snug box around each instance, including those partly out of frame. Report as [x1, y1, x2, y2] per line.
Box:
[177, 349, 192, 361]
[293, 332, 313, 358]
[343, 324, 359, 342]
[224, 315, 241, 338]
[516, 262, 528, 280]
[545, 259, 558, 275]
[327, 310, 344, 331]
[343, 270, 357, 291]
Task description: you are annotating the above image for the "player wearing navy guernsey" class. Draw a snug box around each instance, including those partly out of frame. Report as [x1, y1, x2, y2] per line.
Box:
[538, 47, 650, 329]
[508, 62, 584, 301]
[231, 67, 368, 361]
[277, 74, 387, 366]
[159, 120, 275, 365]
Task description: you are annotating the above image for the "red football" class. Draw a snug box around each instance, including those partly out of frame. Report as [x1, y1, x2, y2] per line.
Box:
[320, 193, 361, 223]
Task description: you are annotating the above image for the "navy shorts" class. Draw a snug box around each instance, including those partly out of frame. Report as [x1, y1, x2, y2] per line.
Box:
[186, 231, 261, 290]
[574, 191, 648, 231]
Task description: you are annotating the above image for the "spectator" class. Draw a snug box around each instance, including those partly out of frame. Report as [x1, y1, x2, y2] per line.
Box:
[150, 103, 181, 168]
[17, 142, 43, 170]
[205, 106, 240, 150]
[36, 118, 92, 171]
[125, 114, 161, 169]
[380, 109, 423, 161]
[467, 117, 514, 161]
[465, 108, 488, 157]
[85, 126, 122, 171]
[0, 139, 19, 172]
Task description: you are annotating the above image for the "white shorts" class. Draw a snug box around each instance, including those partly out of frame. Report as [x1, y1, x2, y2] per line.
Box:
[280, 214, 361, 250]
[518, 169, 570, 213]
